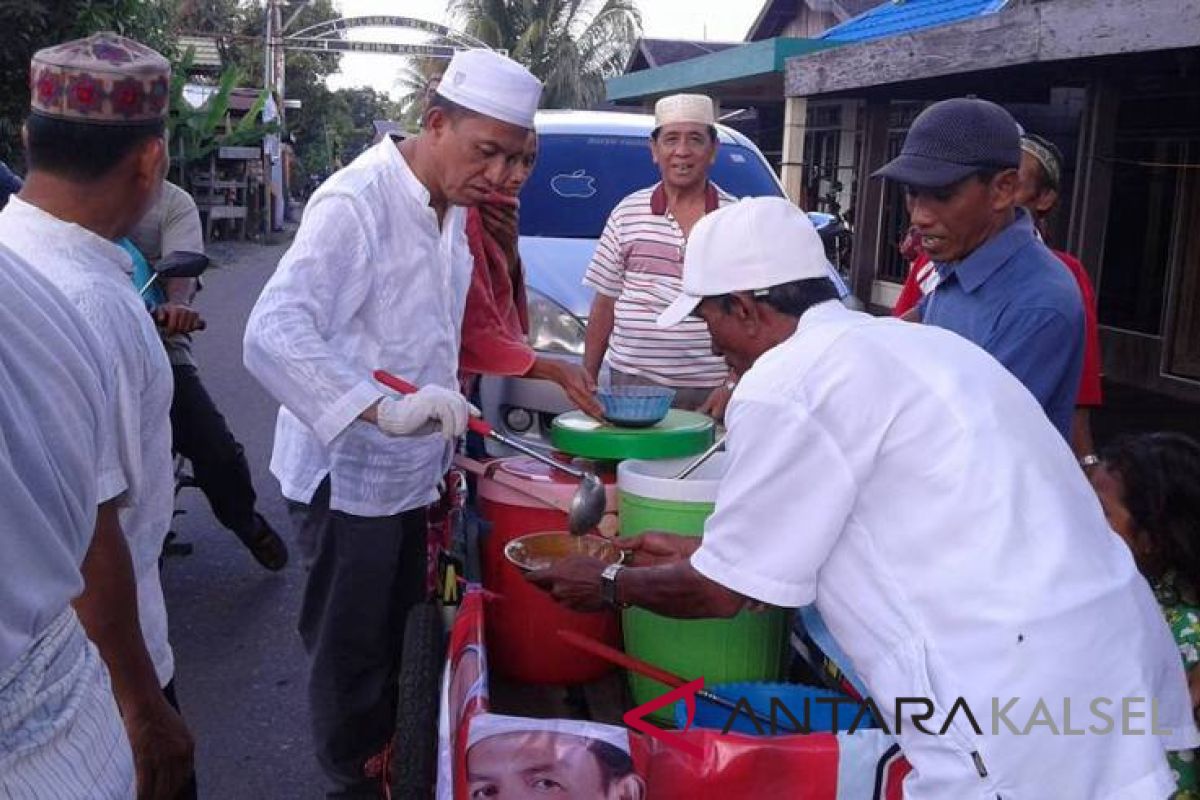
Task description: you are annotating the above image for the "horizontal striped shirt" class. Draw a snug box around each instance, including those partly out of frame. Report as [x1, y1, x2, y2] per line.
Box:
[584, 182, 733, 388]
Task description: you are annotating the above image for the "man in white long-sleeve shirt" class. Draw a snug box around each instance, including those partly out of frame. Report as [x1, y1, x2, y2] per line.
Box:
[244, 49, 542, 796]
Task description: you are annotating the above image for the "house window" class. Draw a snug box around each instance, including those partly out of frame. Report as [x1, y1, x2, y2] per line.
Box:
[876, 102, 927, 284]
[1098, 138, 1188, 335]
[803, 103, 845, 214]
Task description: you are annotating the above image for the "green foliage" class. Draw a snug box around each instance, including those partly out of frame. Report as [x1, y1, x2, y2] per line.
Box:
[0, 0, 407, 177]
[448, 0, 642, 109]
[72, 0, 177, 56]
[395, 57, 445, 132]
[0, 0, 178, 166]
[167, 46, 277, 182]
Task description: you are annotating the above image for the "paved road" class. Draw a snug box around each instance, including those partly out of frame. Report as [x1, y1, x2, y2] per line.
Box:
[160, 231, 325, 798]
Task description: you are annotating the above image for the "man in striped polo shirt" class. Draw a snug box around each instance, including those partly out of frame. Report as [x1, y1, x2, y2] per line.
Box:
[583, 93, 738, 418]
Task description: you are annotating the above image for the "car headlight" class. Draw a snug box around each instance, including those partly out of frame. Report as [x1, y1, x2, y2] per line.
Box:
[526, 287, 586, 356]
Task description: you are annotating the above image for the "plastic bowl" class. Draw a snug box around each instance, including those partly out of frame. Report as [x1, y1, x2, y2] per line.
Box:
[675, 682, 877, 736]
[504, 532, 624, 573]
[597, 386, 676, 428]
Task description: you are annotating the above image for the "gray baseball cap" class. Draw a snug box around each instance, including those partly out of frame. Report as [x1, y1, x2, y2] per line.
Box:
[874, 98, 1021, 189]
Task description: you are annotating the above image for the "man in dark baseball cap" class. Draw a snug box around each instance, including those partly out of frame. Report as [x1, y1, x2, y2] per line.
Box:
[876, 98, 1085, 443]
[875, 97, 1021, 188]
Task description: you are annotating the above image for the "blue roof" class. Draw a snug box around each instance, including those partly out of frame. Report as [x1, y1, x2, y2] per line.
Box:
[819, 0, 1009, 44]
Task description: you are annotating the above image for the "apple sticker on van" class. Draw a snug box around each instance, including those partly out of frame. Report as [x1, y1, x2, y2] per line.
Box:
[550, 169, 597, 199]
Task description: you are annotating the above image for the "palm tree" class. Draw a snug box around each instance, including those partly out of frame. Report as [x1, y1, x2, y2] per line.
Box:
[394, 56, 445, 131]
[447, 0, 642, 109]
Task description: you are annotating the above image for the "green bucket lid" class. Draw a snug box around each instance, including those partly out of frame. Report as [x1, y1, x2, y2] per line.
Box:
[551, 410, 714, 461]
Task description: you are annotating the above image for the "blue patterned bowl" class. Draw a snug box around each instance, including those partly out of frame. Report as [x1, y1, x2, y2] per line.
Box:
[597, 386, 675, 428]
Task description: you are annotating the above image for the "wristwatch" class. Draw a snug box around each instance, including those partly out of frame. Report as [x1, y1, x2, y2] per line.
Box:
[1079, 454, 1101, 469]
[600, 563, 628, 609]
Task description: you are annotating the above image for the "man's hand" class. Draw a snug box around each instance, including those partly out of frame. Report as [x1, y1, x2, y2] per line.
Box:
[617, 532, 700, 568]
[526, 555, 609, 612]
[125, 697, 195, 800]
[529, 358, 605, 419]
[152, 303, 204, 336]
[697, 383, 734, 422]
[480, 200, 519, 259]
[74, 504, 195, 799]
[373, 385, 472, 439]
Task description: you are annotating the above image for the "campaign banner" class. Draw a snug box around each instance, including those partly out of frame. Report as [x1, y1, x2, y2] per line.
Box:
[437, 589, 909, 799]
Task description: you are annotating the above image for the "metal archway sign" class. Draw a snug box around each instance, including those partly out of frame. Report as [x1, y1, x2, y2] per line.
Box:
[284, 15, 497, 59]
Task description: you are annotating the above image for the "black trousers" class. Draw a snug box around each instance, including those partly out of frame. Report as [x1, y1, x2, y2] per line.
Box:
[170, 364, 257, 539]
[289, 479, 428, 798]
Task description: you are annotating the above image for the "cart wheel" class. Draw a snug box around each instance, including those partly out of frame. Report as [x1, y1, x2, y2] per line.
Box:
[390, 601, 445, 799]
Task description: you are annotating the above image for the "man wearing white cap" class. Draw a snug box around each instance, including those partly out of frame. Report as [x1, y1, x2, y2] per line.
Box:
[582, 93, 739, 418]
[532, 197, 1196, 798]
[244, 48, 542, 795]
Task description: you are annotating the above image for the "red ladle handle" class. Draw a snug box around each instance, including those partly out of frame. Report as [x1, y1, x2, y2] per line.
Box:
[373, 369, 494, 436]
[557, 629, 687, 690]
[557, 629, 808, 733]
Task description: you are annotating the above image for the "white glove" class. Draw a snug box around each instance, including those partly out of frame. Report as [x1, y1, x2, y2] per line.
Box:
[375, 385, 471, 439]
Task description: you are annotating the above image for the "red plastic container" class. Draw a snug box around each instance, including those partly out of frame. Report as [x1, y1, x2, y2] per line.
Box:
[479, 456, 621, 684]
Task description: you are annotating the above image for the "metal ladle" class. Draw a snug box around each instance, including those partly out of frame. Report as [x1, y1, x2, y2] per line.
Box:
[373, 370, 607, 535]
[672, 435, 727, 480]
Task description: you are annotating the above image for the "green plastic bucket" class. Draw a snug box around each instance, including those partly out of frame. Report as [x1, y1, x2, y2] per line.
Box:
[617, 455, 788, 724]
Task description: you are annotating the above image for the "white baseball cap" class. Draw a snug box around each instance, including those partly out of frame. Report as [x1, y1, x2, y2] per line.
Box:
[654, 93, 716, 130]
[435, 49, 542, 130]
[657, 197, 830, 328]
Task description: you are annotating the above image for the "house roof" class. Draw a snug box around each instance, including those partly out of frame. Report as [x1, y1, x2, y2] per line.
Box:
[625, 38, 740, 73]
[818, 0, 1009, 43]
[372, 120, 406, 142]
[786, 0, 1200, 97]
[178, 34, 222, 71]
[747, 0, 799, 41]
[746, 0, 886, 40]
[607, 37, 837, 104]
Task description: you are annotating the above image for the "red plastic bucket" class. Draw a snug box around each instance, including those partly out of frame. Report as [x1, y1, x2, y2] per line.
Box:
[479, 456, 621, 684]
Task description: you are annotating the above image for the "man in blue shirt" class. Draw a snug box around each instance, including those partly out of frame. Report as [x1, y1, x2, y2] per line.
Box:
[875, 98, 1084, 440]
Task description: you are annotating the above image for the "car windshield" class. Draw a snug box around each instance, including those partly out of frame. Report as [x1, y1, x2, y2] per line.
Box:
[518, 133, 783, 239]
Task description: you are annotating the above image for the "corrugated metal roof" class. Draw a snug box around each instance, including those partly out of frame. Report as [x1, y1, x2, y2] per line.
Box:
[178, 35, 222, 70]
[819, 0, 1009, 43]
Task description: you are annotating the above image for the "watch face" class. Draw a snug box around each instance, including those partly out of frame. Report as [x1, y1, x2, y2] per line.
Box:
[601, 563, 622, 606]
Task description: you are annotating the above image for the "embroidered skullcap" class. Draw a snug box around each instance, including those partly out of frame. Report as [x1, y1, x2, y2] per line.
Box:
[1020, 133, 1063, 191]
[435, 49, 542, 130]
[30, 32, 170, 125]
[654, 94, 716, 131]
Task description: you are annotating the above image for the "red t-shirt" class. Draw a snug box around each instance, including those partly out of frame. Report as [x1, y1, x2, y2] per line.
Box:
[891, 251, 1103, 407]
[1052, 250, 1103, 407]
[892, 254, 932, 319]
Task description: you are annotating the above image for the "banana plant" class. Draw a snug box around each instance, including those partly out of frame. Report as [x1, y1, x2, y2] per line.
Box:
[168, 47, 278, 185]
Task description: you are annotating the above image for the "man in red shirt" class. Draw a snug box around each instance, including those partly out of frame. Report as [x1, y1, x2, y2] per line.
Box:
[893, 133, 1103, 467]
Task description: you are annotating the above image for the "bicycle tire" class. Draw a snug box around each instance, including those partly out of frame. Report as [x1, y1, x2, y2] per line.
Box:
[390, 601, 445, 799]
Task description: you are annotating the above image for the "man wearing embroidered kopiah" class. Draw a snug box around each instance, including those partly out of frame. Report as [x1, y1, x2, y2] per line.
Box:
[583, 93, 740, 419]
[0, 32, 194, 799]
[243, 48, 542, 796]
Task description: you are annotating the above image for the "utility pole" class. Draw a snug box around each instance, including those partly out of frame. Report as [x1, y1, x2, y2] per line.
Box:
[272, 0, 285, 126]
[263, 0, 286, 125]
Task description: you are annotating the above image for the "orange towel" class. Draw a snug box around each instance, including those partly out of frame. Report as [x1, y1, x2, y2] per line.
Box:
[459, 201, 536, 380]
